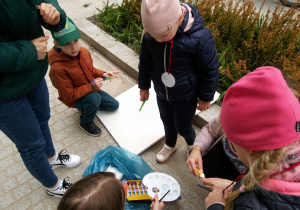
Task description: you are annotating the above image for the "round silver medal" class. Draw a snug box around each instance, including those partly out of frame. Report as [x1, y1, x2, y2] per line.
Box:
[161, 72, 175, 87]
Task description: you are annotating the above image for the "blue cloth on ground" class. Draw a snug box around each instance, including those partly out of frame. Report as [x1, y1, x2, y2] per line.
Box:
[83, 146, 153, 209]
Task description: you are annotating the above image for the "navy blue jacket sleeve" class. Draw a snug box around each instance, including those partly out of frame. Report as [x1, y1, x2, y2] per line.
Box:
[195, 28, 219, 102]
[138, 33, 153, 90]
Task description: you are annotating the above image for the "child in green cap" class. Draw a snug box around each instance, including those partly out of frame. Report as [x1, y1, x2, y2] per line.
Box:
[49, 17, 119, 136]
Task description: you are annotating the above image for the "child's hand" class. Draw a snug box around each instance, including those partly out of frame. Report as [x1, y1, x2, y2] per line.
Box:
[205, 188, 227, 208]
[91, 78, 103, 90]
[186, 146, 203, 178]
[197, 100, 210, 111]
[140, 89, 149, 101]
[202, 177, 233, 192]
[31, 36, 49, 60]
[150, 194, 165, 210]
[103, 71, 119, 79]
[37, 3, 60, 26]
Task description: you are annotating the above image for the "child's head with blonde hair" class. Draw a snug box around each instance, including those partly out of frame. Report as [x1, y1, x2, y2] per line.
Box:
[220, 66, 300, 210]
[57, 172, 125, 210]
[141, 0, 184, 42]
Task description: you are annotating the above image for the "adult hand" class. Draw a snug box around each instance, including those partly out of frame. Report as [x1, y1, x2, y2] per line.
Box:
[140, 89, 149, 101]
[186, 146, 203, 178]
[202, 177, 233, 192]
[103, 71, 119, 79]
[91, 78, 103, 90]
[150, 194, 165, 210]
[37, 3, 60, 26]
[31, 36, 49, 60]
[205, 188, 228, 209]
[197, 99, 210, 111]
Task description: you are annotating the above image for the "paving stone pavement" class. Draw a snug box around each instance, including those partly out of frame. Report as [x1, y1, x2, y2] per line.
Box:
[0, 34, 207, 209]
[1, 0, 292, 209]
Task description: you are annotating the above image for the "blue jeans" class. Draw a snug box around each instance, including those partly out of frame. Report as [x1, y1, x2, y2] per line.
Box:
[0, 79, 58, 188]
[156, 96, 197, 147]
[75, 90, 119, 124]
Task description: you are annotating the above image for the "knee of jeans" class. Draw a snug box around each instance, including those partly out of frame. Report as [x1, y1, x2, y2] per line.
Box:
[111, 101, 119, 111]
[177, 128, 195, 140]
[86, 92, 101, 106]
[19, 139, 46, 162]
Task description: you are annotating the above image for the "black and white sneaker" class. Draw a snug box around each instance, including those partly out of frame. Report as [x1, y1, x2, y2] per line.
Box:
[46, 177, 72, 198]
[79, 121, 101, 136]
[49, 150, 81, 169]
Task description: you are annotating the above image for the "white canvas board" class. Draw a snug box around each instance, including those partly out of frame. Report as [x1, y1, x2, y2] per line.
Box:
[97, 84, 220, 155]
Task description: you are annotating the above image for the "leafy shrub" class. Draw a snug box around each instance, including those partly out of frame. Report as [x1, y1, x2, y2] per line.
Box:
[193, 0, 300, 85]
[92, 0, 300, 96]
[92, 0, 143, 52]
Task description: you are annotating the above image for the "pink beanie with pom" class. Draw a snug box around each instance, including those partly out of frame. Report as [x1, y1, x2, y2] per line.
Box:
[220, 66, 300, 151]
[141, 0, 182, 36]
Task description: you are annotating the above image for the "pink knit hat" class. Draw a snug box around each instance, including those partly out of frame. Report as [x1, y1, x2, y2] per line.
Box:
[220, 66, 300, 151]
[141, 0, 182, 36]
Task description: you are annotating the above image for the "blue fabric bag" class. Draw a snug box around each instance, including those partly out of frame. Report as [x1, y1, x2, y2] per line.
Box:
[83, 146, 153, 209]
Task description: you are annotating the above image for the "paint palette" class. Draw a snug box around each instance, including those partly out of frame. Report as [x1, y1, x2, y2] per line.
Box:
[142, 172, 181, 202]
[126, 180, 152, 201]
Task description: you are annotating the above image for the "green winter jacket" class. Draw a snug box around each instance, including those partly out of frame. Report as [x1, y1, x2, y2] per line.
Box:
[0, 0, 66, 101]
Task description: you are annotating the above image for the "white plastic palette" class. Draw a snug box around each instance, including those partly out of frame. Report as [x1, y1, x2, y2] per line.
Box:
[142, 172, 180, 202]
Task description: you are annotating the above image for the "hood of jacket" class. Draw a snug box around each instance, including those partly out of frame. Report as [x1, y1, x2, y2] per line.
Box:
[176, 3, 204, 37]
[48, 47, 74, 66]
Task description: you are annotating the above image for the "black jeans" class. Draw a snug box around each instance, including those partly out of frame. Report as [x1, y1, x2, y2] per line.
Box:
[156, 96, 197, 147]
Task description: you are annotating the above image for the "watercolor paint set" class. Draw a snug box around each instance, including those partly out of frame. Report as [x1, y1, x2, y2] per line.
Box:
[125, 180, 152, 201]
[124, 172, 182, 202]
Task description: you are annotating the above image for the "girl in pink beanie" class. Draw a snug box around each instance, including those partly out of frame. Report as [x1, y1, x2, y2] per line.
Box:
[204, 66, 300, 210]
[139, 0, 219, 163]
[186, 70, 300, 192]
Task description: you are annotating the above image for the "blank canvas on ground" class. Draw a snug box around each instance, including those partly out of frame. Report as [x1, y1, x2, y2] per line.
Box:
[97, 84, 220, 155]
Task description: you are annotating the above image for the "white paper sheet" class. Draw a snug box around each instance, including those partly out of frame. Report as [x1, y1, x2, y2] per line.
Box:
[97, 84, 220, 155]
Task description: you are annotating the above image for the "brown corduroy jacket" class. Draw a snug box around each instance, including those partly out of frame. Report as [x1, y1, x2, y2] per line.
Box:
[49, 46, 105, 108]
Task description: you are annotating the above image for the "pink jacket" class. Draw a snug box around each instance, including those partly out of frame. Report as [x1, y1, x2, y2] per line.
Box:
[193, 116, 226, 156]
[198, 118, 300, 196]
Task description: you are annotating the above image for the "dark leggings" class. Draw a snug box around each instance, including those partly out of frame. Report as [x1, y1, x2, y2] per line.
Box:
[156, 96, 197, 147]
[202, 141, 240, 180]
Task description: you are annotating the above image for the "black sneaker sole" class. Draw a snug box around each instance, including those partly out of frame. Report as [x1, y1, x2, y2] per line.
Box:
[46, 190, 64, 198]
[50, 161, 81, 169]
[79, 124, 101, 137]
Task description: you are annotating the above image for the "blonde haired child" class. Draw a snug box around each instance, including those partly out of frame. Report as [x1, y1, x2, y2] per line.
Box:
[205, 66, 300, 209]
[57, 172, 125, 210]
[139, 0, 219, 163]
[186, 68, 300, 191]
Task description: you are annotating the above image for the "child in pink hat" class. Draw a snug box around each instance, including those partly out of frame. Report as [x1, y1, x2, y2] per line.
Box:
[203, 66, 300, 210]
[139, 0, 219, 163]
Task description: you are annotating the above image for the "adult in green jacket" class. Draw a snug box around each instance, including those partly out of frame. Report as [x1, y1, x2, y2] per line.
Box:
[0, 0, 81, 198]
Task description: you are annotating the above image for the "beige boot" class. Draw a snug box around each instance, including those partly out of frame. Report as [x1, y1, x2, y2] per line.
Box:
[156, 144, 177, 163]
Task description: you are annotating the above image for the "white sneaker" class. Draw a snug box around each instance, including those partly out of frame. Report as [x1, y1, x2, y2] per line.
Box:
[187, 145, 194, 159]
[49, 150, 81, 169]
[156, 144, 177, 163]
[46, 178, 72, 198]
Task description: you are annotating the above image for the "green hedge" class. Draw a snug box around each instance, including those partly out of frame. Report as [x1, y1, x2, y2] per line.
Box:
[92, 0, 300, 96]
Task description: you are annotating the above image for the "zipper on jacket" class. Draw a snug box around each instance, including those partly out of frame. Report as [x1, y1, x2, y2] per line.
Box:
[164, 43, 169, 101]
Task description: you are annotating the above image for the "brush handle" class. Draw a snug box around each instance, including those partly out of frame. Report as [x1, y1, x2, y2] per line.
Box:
[159, 190, 170, 201]
[197, 184, 212, 192]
